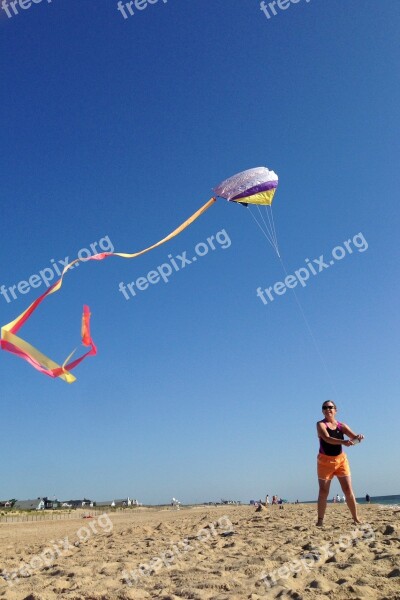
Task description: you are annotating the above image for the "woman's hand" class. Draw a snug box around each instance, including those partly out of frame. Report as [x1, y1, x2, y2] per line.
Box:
[344, 439, 354, 447]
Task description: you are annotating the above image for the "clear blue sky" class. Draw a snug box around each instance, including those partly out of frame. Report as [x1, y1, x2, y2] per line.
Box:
[0, 0, 399, 504]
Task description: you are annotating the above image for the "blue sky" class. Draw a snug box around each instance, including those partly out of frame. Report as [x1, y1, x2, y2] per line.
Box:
[0, 0, 399, 504]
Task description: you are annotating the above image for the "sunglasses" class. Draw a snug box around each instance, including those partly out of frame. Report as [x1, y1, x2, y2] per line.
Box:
[322, 406, 335, 410]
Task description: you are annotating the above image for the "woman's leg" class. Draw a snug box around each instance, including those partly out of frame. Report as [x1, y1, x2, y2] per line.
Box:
[338, 476, 360, 523]
[317, 478, 331, 525]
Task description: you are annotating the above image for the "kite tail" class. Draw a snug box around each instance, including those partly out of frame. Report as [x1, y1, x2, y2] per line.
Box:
[0, 305, 97, 384]
[0, 197, 217, 383]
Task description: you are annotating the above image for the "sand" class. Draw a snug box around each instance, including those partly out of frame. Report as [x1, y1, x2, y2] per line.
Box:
[0, 504, 399, 599]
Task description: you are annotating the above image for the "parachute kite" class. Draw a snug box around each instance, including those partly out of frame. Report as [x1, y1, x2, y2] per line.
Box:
[214, 166, 278, 206]
[214, 166, 280, 256]
[1, 166, 278, 383]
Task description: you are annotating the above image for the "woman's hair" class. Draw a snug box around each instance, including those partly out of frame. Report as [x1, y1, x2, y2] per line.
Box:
[322, 400, 337, 409]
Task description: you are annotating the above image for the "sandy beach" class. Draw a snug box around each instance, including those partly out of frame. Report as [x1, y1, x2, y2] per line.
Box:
[0, 504, 399, 600]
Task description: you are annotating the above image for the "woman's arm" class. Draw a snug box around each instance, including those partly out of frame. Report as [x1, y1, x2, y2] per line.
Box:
[316, 422, 352, 446]
[341, 422, 364, 441]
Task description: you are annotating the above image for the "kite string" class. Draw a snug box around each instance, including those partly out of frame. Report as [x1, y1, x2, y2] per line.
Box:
[277, 254, 339, 397]
[248, 207, 337, 393]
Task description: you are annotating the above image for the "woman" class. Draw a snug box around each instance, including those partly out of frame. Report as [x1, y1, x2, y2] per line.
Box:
[316, 400, 364, 526]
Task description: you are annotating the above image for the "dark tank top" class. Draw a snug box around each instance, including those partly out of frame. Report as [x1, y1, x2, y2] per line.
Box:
[319, 420, 343, 456]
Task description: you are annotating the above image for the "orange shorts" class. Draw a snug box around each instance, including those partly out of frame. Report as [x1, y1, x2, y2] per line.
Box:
[317, 452, 351, 480]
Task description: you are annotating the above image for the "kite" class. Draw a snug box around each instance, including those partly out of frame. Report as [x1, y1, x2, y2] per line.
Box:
[214, 166, 280, 256]
[1, 167, 278, 383]
[213, 165, 278, 207]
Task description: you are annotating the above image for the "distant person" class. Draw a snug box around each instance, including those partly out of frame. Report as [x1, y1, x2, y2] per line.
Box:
[265, 495, 270, 505]
[336, 494, 341, 503]
[366, 494, 371, 503]
[316, 400, 364, 526]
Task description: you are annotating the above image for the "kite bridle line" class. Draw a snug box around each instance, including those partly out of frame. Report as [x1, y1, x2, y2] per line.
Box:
[0, 197, 217, 383]
[226, 192, 280, 258]
[246, 205, 280, 257]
